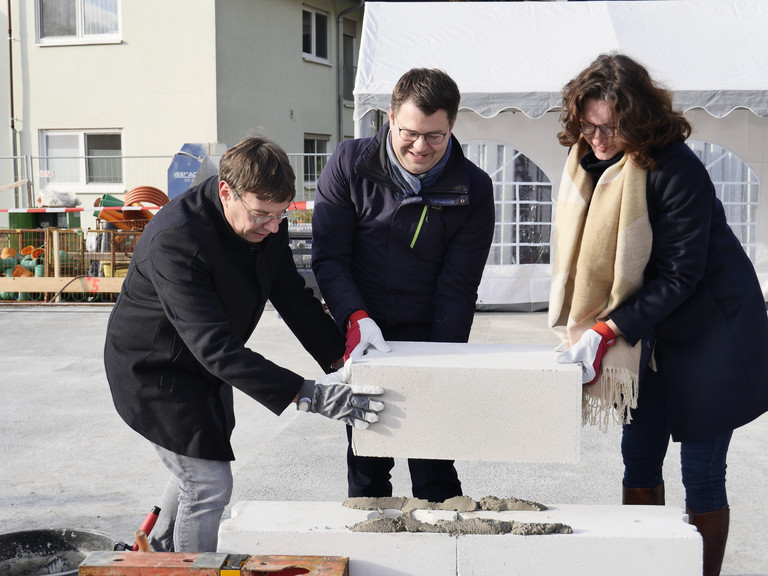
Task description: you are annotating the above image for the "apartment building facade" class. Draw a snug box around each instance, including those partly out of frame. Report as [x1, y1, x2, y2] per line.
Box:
[1, 0, 363, 227]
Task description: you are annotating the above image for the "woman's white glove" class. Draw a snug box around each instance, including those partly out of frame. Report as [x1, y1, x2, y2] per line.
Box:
[556, 321, 616, 384]
[297, 361, 385, 429]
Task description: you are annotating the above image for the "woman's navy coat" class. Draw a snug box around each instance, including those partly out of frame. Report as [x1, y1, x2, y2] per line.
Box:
[104, 176, 344, 461]
[609, 142, 768, 442]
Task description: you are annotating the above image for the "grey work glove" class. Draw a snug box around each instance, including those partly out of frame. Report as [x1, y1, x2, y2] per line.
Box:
[297, 361, 385, 429]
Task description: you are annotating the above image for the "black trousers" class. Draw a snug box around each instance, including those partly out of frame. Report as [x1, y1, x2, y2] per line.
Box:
[345, 425, 462, 502]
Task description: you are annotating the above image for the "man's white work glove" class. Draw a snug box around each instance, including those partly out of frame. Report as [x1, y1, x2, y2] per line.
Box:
[344, 310, 391, 361]
[556, 321, 616, 384]
[297, 361, 385, 429]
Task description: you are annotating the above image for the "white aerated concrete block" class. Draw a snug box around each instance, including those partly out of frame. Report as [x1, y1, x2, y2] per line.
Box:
[217, 501, 702, 576]
[350, 342, 582, 463]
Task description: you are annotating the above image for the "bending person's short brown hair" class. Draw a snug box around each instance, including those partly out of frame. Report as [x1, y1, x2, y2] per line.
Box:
[219, 136, 296, 202]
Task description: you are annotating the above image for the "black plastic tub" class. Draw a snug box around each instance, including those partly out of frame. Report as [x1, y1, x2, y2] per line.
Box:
[0, 529, 117, 576]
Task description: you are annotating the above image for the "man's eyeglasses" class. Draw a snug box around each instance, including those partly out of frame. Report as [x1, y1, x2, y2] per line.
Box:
[231, 187, 293, 225]
[394, 120, 448, 146]
[580, 121, 617, 138]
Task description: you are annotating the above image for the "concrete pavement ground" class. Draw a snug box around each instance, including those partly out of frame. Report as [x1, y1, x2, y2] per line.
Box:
[0, 305, 766, 575]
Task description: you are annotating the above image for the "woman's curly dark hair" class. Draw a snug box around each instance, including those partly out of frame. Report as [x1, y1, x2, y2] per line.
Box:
[557, 52, 691, 170]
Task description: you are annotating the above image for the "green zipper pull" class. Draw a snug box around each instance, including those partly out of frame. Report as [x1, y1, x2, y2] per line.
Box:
[410, 205, 429, 249]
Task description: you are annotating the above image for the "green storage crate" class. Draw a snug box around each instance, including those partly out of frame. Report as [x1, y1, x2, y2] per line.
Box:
[8, 212, 81, 229]
[8, 213, 37, 229]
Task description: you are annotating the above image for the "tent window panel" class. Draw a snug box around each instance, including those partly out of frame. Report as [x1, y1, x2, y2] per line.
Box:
[493, 182, 507, 204]
[465, 140, 553, 266]
[520, 246, 550, 266]
[518, 202, 539, 222]
[487, 245, 516, 266]
[500, 222, 517, 245]
[688, 140, 758, 261]
[490, 226, 516, 266]
[728, 223, 748, 243]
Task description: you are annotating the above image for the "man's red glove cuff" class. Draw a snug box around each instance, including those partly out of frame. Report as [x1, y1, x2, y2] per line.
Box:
[347, 310, 369, 328]
[593, 321, 616, 346]
[344, 310, 369, 361]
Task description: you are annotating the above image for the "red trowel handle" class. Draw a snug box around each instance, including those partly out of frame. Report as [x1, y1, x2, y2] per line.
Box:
[131, 506, 161, 551]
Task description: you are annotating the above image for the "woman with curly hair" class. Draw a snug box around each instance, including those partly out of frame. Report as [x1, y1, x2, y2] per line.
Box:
[549, 52, 768, 576]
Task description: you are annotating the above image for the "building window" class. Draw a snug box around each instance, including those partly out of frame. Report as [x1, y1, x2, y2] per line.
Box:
[85, 133, 122, 184]
[37, 0, 120, 45]
[689, 140, 759, 261]
[302, 6, 328, 61]
[342, 19, 357, 101]
[302, 136, 330, 200]
[464, 141, 552, 266]
[39, 130, 123, 191]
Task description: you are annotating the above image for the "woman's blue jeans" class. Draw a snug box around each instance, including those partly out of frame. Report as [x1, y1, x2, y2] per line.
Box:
[621, 368, 732, 514]
[148, 443, 233, 552]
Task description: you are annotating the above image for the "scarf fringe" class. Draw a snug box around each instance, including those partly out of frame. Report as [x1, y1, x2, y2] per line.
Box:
[581, 367, 639, 430]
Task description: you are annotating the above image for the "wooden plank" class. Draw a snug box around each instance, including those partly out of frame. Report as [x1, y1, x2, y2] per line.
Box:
[78, 551, 349, 576]
[0, 276, 123, 293]
[0, 179, 29, 193]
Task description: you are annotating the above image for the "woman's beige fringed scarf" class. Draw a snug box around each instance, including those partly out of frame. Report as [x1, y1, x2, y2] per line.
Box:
[548, 138, 653, 429]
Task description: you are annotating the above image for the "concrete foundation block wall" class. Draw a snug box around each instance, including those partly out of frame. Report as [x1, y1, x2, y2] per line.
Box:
[218, 501, 456, 576]
[349, 342, 583, 463]
[218, 501, 702, 576]
[459, 506, 702, 576]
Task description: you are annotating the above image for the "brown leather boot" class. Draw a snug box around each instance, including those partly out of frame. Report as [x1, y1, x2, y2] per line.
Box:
[622, 482, 665, 505]
[687, 505, 730, 576]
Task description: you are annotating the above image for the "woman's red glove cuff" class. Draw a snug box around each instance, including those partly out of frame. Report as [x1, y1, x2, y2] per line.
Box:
[593, 321, 616, 346]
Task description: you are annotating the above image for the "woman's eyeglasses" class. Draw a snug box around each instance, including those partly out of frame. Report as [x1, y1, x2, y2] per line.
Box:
[580, 121, 617, 138]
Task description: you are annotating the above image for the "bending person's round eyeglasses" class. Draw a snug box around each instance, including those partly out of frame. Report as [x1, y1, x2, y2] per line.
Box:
[231, 187, 294, 225]
[580, 121, 617, 138]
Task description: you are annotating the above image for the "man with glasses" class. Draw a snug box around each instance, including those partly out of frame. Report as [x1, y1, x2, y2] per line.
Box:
[105, 136, 384, 552]
[311, 68, 495, 501]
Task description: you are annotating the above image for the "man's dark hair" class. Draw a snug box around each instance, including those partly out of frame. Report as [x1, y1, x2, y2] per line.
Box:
[391, 68, 461, 124]
[219, 136, 296, 202]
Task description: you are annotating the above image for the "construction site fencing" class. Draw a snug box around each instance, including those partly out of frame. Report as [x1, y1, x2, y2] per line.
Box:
[0, 151, 330, 304]
[0, 156, 32, 208]
[0, 221, 318, 305]
[0, 228, 141, 303]
[2, 152, 331, 214]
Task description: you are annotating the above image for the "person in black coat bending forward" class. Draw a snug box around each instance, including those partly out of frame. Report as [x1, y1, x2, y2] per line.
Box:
[105, 136, 384, 552]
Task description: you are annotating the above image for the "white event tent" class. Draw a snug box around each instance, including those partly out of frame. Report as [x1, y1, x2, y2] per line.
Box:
[353, 0, 768, 310]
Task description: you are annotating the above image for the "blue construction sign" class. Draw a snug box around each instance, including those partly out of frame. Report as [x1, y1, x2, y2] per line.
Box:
[167, 142, 228, 199]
